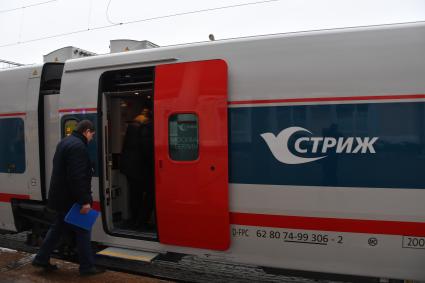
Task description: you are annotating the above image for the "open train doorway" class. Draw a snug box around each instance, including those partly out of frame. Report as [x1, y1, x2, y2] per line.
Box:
[99, 66, 157, 240]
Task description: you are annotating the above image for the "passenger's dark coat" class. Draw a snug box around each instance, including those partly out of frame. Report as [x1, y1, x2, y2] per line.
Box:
[120, 121, 154, 181]
[47, 131, 93, 213]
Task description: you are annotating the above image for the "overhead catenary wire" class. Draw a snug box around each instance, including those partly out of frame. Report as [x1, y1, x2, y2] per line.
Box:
[0, 0, 59, 14]
[117, 0, 281, 25]
[106, 0, 117, 25]
[0, 0, 282, 48]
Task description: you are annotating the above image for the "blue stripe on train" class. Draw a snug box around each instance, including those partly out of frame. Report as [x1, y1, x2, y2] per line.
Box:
[228, 102, 425, 189]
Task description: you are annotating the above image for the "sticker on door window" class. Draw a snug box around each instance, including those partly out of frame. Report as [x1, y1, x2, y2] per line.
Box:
[169, 114, 199, 161]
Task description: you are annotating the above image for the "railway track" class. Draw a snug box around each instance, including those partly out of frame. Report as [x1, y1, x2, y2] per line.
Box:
[0, 231, 384, 283]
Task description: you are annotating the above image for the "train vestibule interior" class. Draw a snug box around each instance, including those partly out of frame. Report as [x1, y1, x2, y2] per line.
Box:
[101, 66, 157, 239]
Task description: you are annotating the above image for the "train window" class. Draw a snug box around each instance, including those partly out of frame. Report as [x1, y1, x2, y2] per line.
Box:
[0, 118, 25, 174]
[169, 114, 199, 161]
[61, 114, 99, 176]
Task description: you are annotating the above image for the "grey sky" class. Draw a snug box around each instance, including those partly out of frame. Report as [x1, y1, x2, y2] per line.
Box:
[1, 0, 425, 64]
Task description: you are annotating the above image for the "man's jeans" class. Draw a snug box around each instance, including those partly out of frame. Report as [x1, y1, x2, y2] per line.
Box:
[34, 212, 95, 271]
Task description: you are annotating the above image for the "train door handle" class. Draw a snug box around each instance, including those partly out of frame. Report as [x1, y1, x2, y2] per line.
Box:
[158, 160, 163, 169]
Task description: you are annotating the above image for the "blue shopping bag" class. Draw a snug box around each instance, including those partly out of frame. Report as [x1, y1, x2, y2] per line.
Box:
[64, 203, 99, 231]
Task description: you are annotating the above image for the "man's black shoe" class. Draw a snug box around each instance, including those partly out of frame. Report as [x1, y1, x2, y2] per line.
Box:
[32, 259, 58, 271]
[79, 267, 105, 276]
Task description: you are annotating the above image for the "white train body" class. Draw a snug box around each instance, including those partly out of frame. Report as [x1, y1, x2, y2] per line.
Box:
[1, 22, 425, 280]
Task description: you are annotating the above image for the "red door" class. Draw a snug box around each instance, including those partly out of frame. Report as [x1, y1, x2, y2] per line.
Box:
[154, 59, 229, 251]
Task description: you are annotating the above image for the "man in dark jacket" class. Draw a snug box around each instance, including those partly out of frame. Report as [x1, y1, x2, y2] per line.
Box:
[121, 108, 154, 229]
[32, 120, 104, 276]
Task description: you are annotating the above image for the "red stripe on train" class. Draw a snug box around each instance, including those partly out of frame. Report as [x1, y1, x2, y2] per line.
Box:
[92, 201, 100, 211]
[0, 112, 26, 117]
[228, 94, 425, 105]
[0, 193, 30, 203]
[230, 212, 425, 236]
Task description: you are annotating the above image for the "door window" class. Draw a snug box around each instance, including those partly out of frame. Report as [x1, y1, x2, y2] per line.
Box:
[168, 113, 199, 161]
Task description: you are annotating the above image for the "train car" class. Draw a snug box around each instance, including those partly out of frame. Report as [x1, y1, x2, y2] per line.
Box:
[1, 21, 425, 280]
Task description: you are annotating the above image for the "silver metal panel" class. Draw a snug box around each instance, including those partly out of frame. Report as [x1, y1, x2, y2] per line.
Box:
[43, 95, 60, 196]
[229, 184, 425, 222]
[26, 76, 42, 201]
[0, 66, 35, 114]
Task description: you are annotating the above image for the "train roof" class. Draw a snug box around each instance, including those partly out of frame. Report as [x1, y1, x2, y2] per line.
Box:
[63, 21, 425, 74]
[0, 63, 43, 74]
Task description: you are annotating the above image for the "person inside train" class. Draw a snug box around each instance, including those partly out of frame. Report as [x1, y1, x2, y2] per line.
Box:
[32, 120, 104, 276]
[120, 108, 155, 230]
